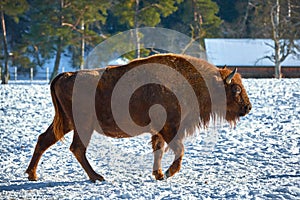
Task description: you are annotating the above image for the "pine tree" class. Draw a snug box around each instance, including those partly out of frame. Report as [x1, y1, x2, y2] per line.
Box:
[112, 0, 183, 58]
[0, 0, 28, 84]
[63, 0, 111, 70]
[26, 0, 111, 82]
[161, 0, 222, 48]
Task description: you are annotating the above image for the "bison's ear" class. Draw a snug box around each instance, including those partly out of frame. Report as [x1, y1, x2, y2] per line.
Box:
[222, 65, 227, 69]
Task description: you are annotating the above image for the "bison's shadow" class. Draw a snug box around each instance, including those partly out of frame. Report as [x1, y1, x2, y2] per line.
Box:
[0, 180, 90, 192]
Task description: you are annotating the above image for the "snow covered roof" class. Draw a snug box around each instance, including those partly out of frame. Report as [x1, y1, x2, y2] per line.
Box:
[204, 38, 300, 67]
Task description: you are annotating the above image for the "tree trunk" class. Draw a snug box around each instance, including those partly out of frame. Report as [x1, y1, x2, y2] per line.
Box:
[50, 0, 63, 83]
[80, 20, 85, 70]
[134, 0, 140, 58]
[274, 61, 282, 78]
[50, 37, 62, 83]
[274, 40, 282, 78]
[274, 0, 281, 79]
[287, 0, 291, 18]
[192, 0, 202, 38]
[272, 0, 282, 79]
[1, 9, 9, 84]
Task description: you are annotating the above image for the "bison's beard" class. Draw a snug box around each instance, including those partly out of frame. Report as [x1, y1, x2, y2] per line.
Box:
[225, 111, 240, 126]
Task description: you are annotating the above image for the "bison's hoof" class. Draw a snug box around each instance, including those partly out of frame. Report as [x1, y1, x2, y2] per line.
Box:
[164, 169, 170, 179]
[27, 174, 38, 181]
[153, 170, 164, 180]
[28, 176, 38, 181]
[90, 175, 105, 183]
[26, 170, 38, 181]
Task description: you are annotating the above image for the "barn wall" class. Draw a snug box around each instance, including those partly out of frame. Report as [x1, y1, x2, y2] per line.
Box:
[219, 66, 300, 78]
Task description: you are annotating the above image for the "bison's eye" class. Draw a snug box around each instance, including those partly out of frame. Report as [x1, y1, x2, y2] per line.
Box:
[232, 84, 242, 96]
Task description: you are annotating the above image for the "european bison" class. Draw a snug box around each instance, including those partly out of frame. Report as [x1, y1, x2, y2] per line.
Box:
[26, 53, 251, 182]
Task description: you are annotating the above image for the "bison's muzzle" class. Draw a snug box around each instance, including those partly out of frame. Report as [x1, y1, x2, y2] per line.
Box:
[240, 103, 252, 116]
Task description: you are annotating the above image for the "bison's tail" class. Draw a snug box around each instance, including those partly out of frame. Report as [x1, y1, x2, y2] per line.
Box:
[50, 73, 66, 141]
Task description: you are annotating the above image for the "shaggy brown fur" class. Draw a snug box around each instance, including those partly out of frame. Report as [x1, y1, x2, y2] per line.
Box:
[26, 53, 251, 182]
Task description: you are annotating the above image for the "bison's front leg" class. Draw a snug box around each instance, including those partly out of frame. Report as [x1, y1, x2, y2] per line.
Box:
[164, 140, 184, 179]
[151, 134, 165, 180]
[70, 130, 104, 182]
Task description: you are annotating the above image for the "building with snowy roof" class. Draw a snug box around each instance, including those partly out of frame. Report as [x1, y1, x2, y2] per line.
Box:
[204, 38, 300, 78]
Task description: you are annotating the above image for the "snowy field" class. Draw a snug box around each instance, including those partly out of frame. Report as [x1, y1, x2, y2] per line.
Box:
[0, 79, 300, 199]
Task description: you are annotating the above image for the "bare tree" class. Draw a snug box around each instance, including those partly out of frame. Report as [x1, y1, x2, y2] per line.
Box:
[261, 0, 300, 78]
[271, 0, 282, 78]
[240, 0, 256, 36]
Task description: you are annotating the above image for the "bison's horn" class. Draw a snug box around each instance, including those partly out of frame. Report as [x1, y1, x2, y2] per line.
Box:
[226, 68, 237, 84]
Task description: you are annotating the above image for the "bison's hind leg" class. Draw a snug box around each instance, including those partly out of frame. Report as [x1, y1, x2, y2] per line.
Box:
[70, 130, 104, 182]
[164, 139, 184, 179]
[151, 134, 165, 180]
[26, 123, 69, 181]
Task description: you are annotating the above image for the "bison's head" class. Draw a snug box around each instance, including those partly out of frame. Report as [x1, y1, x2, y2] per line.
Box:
[219, 67, 252, 123]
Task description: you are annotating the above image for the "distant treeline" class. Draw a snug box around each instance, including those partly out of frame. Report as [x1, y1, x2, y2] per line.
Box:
[1, 0, 300, 81]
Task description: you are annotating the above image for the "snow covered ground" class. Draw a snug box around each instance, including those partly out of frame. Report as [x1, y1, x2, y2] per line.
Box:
[0, 79, 299, 199]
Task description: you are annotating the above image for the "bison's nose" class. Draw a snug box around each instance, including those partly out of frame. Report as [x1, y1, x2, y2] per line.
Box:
[240, 104, 252, 116]
[245, 104, 252, 113]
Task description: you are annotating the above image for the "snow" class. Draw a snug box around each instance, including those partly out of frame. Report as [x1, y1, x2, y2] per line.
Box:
[0, 79, 300, 199]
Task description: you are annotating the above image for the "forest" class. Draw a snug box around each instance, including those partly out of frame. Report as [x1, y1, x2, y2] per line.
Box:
[1, 0, 300, 83]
